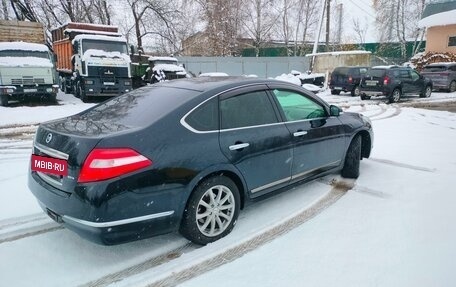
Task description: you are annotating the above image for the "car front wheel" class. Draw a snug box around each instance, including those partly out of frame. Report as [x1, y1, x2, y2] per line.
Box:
[420, 85, 432, 98]
[341, 135, 361, 179]
[180, 175, 240, 245]
[351, 85, 360, 97]
[449, 81, 456, 93]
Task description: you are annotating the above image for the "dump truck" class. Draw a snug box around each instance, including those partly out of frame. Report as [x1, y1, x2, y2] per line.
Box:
[0, 20, 58, 107]
[51, 23, 131, 102]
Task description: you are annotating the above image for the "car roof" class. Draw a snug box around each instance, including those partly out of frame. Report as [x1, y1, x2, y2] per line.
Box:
[425, 62, 456, 66]
[150, 76, 295, 93]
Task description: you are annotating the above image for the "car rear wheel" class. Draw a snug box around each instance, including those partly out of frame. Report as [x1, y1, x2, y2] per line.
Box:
[360, 93, 371, 100]
[420, 85, 432, 98]
[351, 85, 360, 97]
[389, 89, 401, 103]
[180, 175, 240, 245]
[449, 81, 456, 93]
[341, 135, 361, 179]
[331, 90, 341, 95]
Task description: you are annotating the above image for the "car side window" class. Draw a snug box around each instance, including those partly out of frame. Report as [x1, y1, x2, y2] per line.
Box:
[272, 89, 326, 121]
[399, 69, 410, 79]
[220, 90, 278, 129]
[186, 97, 218, 131]
[450, 66, 456, 72]
[411, 71, 420, 81]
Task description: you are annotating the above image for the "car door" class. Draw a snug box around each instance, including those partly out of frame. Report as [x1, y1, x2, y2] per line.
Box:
[218, 85, 293, 196]
[399, 69, 414, 94]
[269, 86, 346, 182]
[410, 70, 425, 94]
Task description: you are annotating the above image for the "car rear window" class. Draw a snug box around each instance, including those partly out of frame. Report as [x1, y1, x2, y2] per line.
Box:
[422, 66, 448, 72]
[367, 69, 386, 78]
[78, 86, 199, 128]
[333, 67, 349, 76]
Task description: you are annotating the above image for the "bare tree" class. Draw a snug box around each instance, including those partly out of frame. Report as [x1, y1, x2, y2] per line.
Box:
[352, 17, 367, 47]
[293, 0, 319, 56]
[2, 0, 9, 19]
[241, 0, 278, 57]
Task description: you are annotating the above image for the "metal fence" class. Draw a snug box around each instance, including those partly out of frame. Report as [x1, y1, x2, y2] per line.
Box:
[177, 56, 311, 78]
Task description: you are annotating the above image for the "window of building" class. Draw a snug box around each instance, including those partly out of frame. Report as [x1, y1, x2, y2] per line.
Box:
[449, 36, 456, 47]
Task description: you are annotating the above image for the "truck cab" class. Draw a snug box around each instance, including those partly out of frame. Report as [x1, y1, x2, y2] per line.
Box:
[147, 57, 187, 83]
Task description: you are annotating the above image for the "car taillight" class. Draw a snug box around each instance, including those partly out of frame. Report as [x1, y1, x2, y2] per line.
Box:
[348, 76, 353, 83]
[78, 148, 152, 183]
[383, 76, 390, 85]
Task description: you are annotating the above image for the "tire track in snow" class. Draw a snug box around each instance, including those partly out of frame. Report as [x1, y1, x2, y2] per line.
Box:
[369, 105, 402, 121]
[125, 178, 354, 287]
[368, 157, 436, 172]
[0, 213, 62, 244]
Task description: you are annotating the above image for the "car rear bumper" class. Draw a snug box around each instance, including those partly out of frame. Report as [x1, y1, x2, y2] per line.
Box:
[28, 169, 186, 245]
[329, 84, 355, 92]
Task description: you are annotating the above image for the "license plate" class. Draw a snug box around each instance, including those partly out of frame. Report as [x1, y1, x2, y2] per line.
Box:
[366, 80, 377, 86]
[334, 87, 342, 90]
[31, 154, 68, 176]
[103, 82, 115, 86]
[24, 88, 38, 93]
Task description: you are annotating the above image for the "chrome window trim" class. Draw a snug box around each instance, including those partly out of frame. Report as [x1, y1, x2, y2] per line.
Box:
[62, 210, 175, 228]
[34, 142, 69, 160]
[180, 83, 274, 134]
[291, 160, 341, 180]
[251, 177, 291, 193]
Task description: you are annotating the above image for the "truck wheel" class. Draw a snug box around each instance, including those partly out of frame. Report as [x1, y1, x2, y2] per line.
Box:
[77, 82, 88, 103]
[0, 94, 8, 107]
[48, 93, 57, 104]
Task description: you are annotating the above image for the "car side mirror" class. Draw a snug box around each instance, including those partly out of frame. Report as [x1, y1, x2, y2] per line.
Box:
[330, 105, 341, 116]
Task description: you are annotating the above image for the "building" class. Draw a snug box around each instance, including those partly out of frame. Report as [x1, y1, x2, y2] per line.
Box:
[419, 0, 456, 53]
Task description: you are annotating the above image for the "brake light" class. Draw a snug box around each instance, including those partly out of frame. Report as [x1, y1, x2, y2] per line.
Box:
[78, 148, 152, 183]
[383, 76, 390, 85]
[348, 76, 353, 83]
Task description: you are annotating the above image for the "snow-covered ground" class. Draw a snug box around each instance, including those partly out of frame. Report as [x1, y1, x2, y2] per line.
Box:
[1, 90, 456, 286]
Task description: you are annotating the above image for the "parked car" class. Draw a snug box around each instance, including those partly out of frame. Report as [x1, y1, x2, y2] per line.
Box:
[360, 66, 432, 103]
[329, 66, 369, 96]
[420, 62, 456, 92]
[28, 77, 373, 245]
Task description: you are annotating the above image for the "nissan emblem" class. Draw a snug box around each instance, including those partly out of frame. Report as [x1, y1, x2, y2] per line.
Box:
[45, 133, 53, 144]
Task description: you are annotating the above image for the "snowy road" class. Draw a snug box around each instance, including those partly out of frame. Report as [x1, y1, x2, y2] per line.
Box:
[0, 91, 456, 286]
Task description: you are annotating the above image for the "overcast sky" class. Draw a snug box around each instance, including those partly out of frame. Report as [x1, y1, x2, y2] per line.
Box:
[333, 0, 378, 43]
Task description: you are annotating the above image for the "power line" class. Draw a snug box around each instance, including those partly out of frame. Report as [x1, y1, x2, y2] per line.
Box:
[345, 0, 377, 19]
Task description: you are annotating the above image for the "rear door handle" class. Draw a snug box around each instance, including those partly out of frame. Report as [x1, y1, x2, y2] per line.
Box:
[293, 131, 308, 137]
[229, 143, 250, 151]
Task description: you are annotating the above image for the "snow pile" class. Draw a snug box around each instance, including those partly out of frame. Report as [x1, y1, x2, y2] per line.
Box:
[274, 73, 301, 86]
[152, 64, 186, 73]
[72, 34, 127, 44]
[302, 83, 322, 92]
[199, 72, 229, 77]
[148, 56, 178, 62]
[0, 42, 49, 52]
[0, 57, 53, 67]
[81, 49, 130, 63]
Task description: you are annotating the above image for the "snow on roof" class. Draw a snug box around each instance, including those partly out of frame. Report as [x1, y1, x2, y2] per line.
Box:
[152, 64, 186, 73]
[306, 50, 371, 57]
[0, 56, 53, 67]
[65, 28, 121, 37]
[302, 83, 322, 92]
[56, 22, 119, 30]
[0, 42, 49, 52]
[419, 9, 456, 28]
[72, 34, 127, 44]
[148, 56, 178, 62]
[199, 72, 229, 77]
[296, 73, 325, 80]
[372, 65, 400, 69]
[82, 49, 130, 62]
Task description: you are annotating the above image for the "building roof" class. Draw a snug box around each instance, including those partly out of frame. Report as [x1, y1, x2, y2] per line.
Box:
[419, 0, 456, 28]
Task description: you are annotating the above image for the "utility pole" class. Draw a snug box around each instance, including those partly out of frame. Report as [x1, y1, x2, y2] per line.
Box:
[337, 3, 343, 44]
[325, 0, 331, 51]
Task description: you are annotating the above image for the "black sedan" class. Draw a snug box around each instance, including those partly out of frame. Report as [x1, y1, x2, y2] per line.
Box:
[28, 77, 373, 245]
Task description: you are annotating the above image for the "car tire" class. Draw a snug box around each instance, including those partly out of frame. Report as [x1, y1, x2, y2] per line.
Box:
[449, 81, 456, 93]
[389, 88, 401, 103]
[0, 94, 8, 107]
[420, 85, 432, 98]
[360, 93, 371, 100]
[331, 90, 341, 95]
[341, 135, 361, 179]
[351, 85, 360, 97]
[180, 175, 240, 245]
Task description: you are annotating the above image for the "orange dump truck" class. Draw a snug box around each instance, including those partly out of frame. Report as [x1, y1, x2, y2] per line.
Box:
[51, 22, 132, 102]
